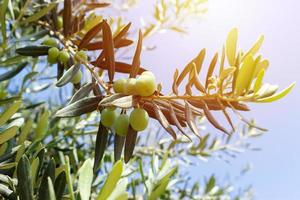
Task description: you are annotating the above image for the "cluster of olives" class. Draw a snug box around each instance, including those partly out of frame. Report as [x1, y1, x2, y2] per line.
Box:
[44, 38, 88, 84]
[101, 107, 149, 136]
[113, 71, 157, 97]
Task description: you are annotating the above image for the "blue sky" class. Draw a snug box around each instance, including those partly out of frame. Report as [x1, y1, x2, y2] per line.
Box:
[130, 0, 300, 199]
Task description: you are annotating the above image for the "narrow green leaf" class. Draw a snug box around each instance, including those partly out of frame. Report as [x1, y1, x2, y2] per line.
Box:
[226, 28, 238, 66]
[0, 0, 9, 44]
[205, 175, 216, 193]
[37, 158, 56, 200]
[96, 160, 123, 200]
[0, 62, 27, 82]
[18, 119, 33, 145]
[20, 3, 57, 24]
[0, 162, 16, 170]
[234, 54, 255, 96]
[149, 179, 169, 200]
[17, 155, 34, 200]
[0, 126, 18, 144]
[78, 159, 93, 200]
[16, 45, 51, 57]
[47, 177, 57, 200]
[257, 83, 295, 103]
[54, 171, 66, 200]
[34, 110, 49, 141]
[31, 157, 40, 186]
[0, 100, 21, 126]
[65, 156, 75, 200]
[107, 178, 128, 200]
[253, 69, 265, 94]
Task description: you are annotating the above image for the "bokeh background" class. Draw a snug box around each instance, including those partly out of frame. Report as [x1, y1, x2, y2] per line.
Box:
[127, 0, 300, 199]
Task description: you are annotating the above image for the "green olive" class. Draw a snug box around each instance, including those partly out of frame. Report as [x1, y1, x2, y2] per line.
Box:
[113, 78, 127, 93]
[47, 47, 59, 64]
[101, 108, 118, 127]
[43, 38, 58, 47]
[75, 50, 88, 62]
[129, 108, 149, 131]
[124, 78, 138, 95]
[114, 114, 129, 136]
[58, 50, 70, 65]
[136, 75, 156, 97]
[71, 71, 82, 84]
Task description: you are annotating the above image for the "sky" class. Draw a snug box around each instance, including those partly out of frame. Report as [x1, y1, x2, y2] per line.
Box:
[129, 0, 300, 199]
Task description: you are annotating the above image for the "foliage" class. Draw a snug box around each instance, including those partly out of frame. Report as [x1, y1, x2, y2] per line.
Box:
[0, 0, 294, 200]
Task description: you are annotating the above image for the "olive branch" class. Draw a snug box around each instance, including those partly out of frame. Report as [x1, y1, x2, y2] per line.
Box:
[11, 0, 295, 165]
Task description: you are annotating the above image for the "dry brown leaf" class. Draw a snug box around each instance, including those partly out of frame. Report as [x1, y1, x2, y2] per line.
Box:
[130, 30, 143, 78]
[184, 102, 201, 138]
[124, 126, 138, 163]
[102, 20, 115, 83]
[169, 103, 191, 141]
[205, 52, 218, 88]
[200, 99, 230, 135]
[79, 21, 103, 48]
[172, 68, 179, 95]
[84, 39, 133, 50]
[63, 0, 72, 36]
[153, 103, 177, 140]
[92, 61, 146, 75]
[176, 49, 206, 88]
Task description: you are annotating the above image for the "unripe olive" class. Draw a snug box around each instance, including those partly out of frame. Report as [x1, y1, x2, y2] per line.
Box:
[75, 50, 88, 62]
[129, 108, 149, 131]
[58, 50, 70, 65]
[114, 114, 129, 136]
[101, 108, 117, 127]
[71, 71, 82, 84]
[57, 16, 63, 30]
[113, 78, 127, 93]
[124, 78, 138, 95]
[136, 75, 156, 97]
[43, 38, 58, 47]
[47, 47, 59, 64]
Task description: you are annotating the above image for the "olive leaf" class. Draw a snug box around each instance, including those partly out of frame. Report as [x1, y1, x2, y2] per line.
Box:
[79, 21, 103, 48]
[124, 126, 138, 163]
[20, 3, 57, 24]
[130, 30, 143, 78]
[93, 123, 108, 172]
[226, 28, 238, 66]
[114, 134, 125, 162]
[55, 96, 102, 118]
[16, 46, 51, 57]
[102, 20, 115, 83]
[0, 62, 27, 82]
[152, 103, 177, 140]
[101, 95, 136, 109]
[69, 82, 94, 104]
[56, 63, 82, 87]
[63, 0, 72, 36]
[17, 155, 34, 200]
[0, 100, 22, 126]
[78, 159, 93, 200]
[54, 171, 66, 200]
[96, 160, 123, 200]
